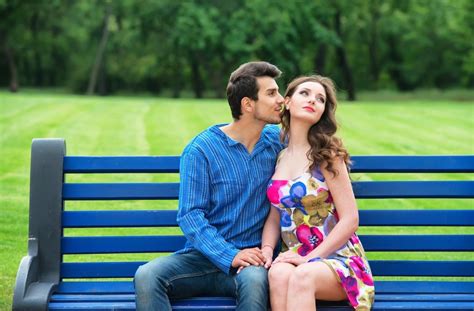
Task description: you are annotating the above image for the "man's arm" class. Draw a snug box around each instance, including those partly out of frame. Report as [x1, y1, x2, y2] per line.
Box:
[177, 147, 240, 273]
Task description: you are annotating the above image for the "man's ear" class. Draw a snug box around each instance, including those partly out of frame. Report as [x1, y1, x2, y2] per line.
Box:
[241, 97, 254, 113]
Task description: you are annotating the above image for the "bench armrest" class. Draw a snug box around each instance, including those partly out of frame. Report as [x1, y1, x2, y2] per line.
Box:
[13, 139, 66, 311]
[13, 238, 57, 311]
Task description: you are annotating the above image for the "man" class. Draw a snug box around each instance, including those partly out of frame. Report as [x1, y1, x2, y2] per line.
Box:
[134, 61, 284, 311]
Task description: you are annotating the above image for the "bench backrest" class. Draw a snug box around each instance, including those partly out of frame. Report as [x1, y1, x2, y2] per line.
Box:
[27, 140, 474, 289]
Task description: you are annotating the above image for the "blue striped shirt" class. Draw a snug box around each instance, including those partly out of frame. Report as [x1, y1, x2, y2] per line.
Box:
[176, 124, 283, 274]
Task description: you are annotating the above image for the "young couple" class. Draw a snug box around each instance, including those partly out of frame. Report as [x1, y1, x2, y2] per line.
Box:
[134, 61, 374, 311]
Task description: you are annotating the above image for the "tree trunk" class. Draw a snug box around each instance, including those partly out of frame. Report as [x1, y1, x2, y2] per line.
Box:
[190, 56, 203, 98]
[368, 0, 380, 87]
[386, 36, 414, 91]
[314, 44, 327, 75]
[4, 45, 18, 92]
[334, 9, 356, 101]
[87, 4, 111, 95]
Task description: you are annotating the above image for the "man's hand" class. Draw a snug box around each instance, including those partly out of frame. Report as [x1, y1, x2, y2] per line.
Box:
[232, 247, 265, 270]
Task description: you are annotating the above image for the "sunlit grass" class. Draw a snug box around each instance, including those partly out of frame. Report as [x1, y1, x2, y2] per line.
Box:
[0, 90, 473, 309]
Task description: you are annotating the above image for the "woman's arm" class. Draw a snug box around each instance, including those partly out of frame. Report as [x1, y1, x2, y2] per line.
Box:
[261, 206, 281, 268]
[308, 157, 358, 259]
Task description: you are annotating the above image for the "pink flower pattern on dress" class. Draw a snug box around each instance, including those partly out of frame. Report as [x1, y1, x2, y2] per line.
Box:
[349, 256, 374, 286]
[337, 270, 360, 308]
[267, 180, 288, 204]
[295, 224, 324, 256]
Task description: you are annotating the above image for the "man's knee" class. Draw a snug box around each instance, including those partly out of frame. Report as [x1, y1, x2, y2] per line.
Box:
[237, 265, 269, 288]
[134, 257, 173, 293]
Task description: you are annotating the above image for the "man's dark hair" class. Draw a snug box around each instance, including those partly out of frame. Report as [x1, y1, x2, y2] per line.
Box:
[226, 61, 282, 120]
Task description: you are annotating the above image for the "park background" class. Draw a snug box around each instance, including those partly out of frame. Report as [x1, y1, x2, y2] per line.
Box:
[1, 0, 473, 310]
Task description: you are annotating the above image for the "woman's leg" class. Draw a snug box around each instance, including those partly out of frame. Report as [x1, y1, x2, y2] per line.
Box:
[286, 262, 346, 311]
[268, 263, 296, 311]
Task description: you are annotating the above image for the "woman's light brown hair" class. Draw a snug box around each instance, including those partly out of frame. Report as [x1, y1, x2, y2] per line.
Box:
[281, 75, 350, 176]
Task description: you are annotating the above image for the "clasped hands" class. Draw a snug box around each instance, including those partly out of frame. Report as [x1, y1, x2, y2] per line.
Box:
[232, 247, 308, 274]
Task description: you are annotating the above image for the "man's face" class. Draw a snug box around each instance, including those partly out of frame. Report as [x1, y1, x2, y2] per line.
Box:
[252, 76, 284, 124]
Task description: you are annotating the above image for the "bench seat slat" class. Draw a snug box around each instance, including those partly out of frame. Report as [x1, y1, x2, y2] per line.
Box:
[62, 181, 474, 200]
[64, 156, 180, 173]
[60, 261, 474, 278]
[352, 181, 474, 198]
[50, 293, 474, 303]
[359, 210, 474, 226]
[62, 210, 179, 227]
[47, 301, 474, 311]
[56, 281, 474, 294]
[350, 155, 474, 173]
[61, 235, 474, 254]
[62, 236, 186, 253]
[62, 210, 474, 228]
[63, 155, 474, 174]
[63, 183, 179, 200]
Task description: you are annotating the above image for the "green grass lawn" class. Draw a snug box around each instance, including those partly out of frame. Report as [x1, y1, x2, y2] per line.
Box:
[1, 91, 473, 309]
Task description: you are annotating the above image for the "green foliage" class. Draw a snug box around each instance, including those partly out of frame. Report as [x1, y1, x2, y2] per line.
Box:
[0, 0, 472, 95]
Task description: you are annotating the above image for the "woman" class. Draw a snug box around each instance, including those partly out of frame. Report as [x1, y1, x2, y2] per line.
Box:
[260, 75, 374, 310]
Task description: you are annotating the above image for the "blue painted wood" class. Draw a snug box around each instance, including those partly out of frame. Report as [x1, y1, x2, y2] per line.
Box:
[64, 156, 180, 173]
[350, 155, 474, 173]
[57, 282, 134, 294]
[62, 210, 179, 228]
[60, 260, 474, 278]
[62, 181, 474, 200]
[359, 210, 474, 226]
[50, 293, 474, 303]
[62, 183, 180, 200]
[372, 301, 474, 310]
[370, 260, 474, 276]
[60, 235, 474, 254]
[61, 236, 186, 254]
[55, 281, 474, 295]
[61, 210, 474, 228]
[62, 155, 474, 174]
[361, 235, 474, 251]
[352, 181, 474, 198]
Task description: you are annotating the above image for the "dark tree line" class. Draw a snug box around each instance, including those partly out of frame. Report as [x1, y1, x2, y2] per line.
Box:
[1, 0, 473, 100]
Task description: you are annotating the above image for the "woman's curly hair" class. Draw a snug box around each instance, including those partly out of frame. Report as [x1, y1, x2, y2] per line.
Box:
[281, 75, 351, 177]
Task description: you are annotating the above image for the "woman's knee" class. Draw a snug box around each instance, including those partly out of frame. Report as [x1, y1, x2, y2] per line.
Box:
[288, 264, 317, 292]
[268, 263, 293, 287]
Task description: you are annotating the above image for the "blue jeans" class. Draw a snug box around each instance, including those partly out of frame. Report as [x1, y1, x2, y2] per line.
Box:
[134, 250, 269, 311]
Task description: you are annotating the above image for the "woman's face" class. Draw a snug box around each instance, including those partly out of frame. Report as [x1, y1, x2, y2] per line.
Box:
[286, 81, 326, 125]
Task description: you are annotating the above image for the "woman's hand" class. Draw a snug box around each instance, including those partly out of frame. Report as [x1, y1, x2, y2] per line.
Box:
[273, 250, 307, 266]
[262, 245, 274, 268]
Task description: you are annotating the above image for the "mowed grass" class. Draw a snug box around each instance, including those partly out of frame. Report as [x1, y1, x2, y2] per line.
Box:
[1, 91, 473, 309]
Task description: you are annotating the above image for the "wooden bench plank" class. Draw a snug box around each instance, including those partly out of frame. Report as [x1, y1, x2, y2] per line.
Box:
[64, 156, 180, 173]
[61, 235, 474, 254]
[350, 155, 474, 173]
[56, 281, 474, 295]
[63, 183, 179, 200]
[352, 181, 474, 198]
[60, 261, 474, 278]
[63, 155, 474, 174]
[62, 210, 474, 228]
[62, 181, 474, 200]
[50, 293, 474, 303]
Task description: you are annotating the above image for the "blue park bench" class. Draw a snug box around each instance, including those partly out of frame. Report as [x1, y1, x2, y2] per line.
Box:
[12, 138, 474, 310]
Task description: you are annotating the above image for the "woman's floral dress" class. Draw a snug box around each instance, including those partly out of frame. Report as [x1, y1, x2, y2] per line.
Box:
[267, 168, 375, 310]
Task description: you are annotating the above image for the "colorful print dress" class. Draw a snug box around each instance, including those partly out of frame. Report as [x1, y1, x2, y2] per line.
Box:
[266, 168, 375, 310]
